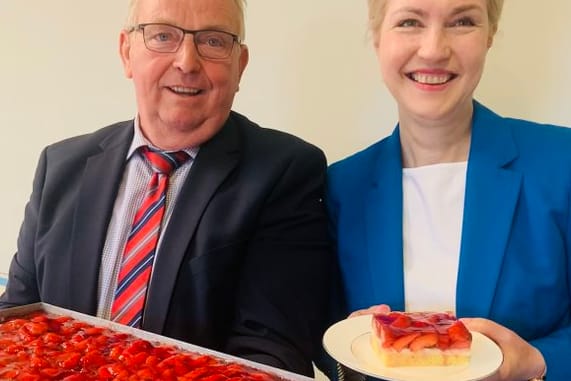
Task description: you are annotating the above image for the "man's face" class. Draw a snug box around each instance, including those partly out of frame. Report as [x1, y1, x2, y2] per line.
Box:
[120, 0, 249, 149]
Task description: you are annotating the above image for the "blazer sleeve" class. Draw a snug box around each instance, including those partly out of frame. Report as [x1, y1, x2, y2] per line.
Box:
[223, 143, 335, 376]
[530, 190, 571, 380]
[0, 148, 47, 308]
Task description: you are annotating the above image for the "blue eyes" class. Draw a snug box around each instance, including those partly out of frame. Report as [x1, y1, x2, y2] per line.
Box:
[397, 17, 476, 28]
[452, 17, 476, 27]
[398, 19, 420, 28]
[153, 32, 176, 42]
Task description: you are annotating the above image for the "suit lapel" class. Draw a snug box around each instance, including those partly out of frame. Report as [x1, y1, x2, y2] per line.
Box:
[456, 103, 521, 318]
[68, 123, 133, 314]
[366, 129, 406, 311]
[143, 117, 240, 333]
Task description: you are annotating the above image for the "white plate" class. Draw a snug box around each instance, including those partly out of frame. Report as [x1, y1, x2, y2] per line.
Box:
[323, 315, 503, 381]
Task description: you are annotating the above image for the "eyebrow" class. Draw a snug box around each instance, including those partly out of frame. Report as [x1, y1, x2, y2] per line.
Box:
[392, 3, 485, 18]
[140, 19, 233, 33]
[449, 3, 485, 16]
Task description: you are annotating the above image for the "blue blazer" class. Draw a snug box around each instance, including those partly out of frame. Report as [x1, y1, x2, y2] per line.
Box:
[326, 102, 571, 379]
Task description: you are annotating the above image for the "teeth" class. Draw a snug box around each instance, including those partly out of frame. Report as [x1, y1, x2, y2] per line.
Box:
[411, 73, 451, 85]
[171, 86, 201, 95]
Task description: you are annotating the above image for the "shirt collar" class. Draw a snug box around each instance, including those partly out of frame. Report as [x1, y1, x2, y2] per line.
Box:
[127, 115, 200, 160]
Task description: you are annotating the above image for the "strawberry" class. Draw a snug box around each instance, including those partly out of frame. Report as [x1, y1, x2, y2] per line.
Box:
[411, 320, 430, 328]
[62, 375, 89, 381]
[145, 354, 160, 367]
[136, 368, 156, 379]
[390, 314, 412, 329]
[97, 363, 128, 378]
[249, 371, 278, 381]
[160, 368, 176, 379]
[14, 372, 41, 381]
[0, 370, 20, 379]
[43, 332, 63, 345]
[448, 321, 472, 343]
[391, 332, 421, 351]
[40, 368, 64, 378]
[83, 326, 104, 336]
[409, 332, 438, 351]
[0, 354, 18, 366]
[55, 351, 81, 369]
[124, 339, 153, 355]
[29, 354, 50, 369]
[449, 339, 471, 349]
[123, 351, 148, 368]
[437, 333, 451, 350]
[81, 350, 106, 368]
[201, 375, 228, 381]
[189, 354, 216, 368]
[30, 315, 49, 323]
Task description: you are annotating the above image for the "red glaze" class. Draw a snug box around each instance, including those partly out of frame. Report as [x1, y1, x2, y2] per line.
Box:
[372, 311, 472, 352]
[0, 311, 283, 381]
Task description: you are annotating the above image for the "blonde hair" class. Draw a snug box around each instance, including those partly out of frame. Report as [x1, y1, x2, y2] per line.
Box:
[367, 0, 504, 36]
[126, 0, 247, 40]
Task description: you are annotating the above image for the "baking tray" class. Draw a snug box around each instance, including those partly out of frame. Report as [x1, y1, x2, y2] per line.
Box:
[0, 302, 313, 381]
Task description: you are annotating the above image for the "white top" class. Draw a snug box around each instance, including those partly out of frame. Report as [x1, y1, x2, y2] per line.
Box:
[402, 161, 467, 313]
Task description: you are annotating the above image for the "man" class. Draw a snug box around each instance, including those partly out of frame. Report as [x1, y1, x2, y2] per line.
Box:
[0, 0, 333, 376]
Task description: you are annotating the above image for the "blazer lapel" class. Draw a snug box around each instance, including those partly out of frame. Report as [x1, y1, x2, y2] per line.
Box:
[366, 128, 406, 311]
[68, 123, 133, 314]
[456, 103, 521, 318]
[143, 118, 240, 334]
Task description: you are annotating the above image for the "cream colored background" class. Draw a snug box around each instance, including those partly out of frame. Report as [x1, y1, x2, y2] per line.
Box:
[1, 1, 570, 273]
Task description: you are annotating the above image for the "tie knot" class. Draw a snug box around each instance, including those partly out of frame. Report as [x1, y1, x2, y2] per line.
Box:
[140, 147, 189, 175]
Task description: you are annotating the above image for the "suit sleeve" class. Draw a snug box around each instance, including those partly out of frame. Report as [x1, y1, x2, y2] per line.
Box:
[223, 144, 335, 377]
[0, 149, 47, 308]
[529, 187, 571, 380]
[314, 168, 351, 381]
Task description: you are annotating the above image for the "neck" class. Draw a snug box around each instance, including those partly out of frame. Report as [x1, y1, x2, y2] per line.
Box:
[138, 115, 227, 151]
[399, 104, 473, 168]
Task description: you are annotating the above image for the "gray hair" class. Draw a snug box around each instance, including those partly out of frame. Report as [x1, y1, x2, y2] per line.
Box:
[126, 0, 247, 40]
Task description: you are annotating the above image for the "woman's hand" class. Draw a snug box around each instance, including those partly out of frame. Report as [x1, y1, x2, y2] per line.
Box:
[348, 304, 391, 318]
[339, 305, 392, 381]
[462, 318, 546, 381]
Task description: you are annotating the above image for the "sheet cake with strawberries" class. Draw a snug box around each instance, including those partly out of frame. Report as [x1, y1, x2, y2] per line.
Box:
[371, 311, 472, 367]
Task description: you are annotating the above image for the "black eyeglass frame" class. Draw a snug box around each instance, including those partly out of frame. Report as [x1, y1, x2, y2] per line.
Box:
[128, 22, 242, 59]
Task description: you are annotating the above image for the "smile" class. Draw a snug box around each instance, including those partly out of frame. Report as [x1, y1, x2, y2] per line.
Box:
[168, 86, 202, 96]
[408, 72, 457, 85]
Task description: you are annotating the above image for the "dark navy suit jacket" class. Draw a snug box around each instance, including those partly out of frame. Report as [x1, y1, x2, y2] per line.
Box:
[0, 111, 335, 377]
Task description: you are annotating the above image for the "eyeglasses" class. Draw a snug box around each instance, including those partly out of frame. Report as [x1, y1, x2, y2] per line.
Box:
[129, 23, 241, 60]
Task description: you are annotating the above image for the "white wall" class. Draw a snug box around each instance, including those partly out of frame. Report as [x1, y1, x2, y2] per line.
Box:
[1, 0, 570, 272]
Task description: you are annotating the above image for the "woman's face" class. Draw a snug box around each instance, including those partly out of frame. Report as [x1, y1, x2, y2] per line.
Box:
[374, 0, 492, 124]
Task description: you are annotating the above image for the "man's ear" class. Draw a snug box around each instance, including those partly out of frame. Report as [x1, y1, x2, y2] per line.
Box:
[119, 30, 133, 79]
[238, 44, 249, 79]
[235, 44, 249, 92]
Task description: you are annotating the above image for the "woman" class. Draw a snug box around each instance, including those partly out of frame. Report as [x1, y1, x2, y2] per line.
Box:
[325, 0, 570, 379]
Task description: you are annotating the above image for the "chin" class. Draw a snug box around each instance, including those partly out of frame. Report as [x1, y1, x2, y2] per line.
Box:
[406, 100, 466, 122]
[159, 111, 202, 129]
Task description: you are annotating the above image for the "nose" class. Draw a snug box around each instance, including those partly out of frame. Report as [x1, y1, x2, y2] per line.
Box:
[417, 27, 451, 62]
[173, 36, 202, 73]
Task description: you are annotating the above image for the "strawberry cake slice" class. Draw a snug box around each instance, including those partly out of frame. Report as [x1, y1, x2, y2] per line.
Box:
[371, 311, 472, 367]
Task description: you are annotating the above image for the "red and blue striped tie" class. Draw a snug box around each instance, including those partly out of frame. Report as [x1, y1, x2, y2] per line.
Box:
[111, 147, 189, 327]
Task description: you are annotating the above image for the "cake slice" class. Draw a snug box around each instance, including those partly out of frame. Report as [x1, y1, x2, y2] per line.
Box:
[371, 311, 472, 367]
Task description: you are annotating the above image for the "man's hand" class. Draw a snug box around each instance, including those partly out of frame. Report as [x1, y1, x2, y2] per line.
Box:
[462, 318, 546, 381]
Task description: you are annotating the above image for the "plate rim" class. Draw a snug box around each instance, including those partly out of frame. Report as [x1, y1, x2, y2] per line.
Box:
[323, 314, 503, 381]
